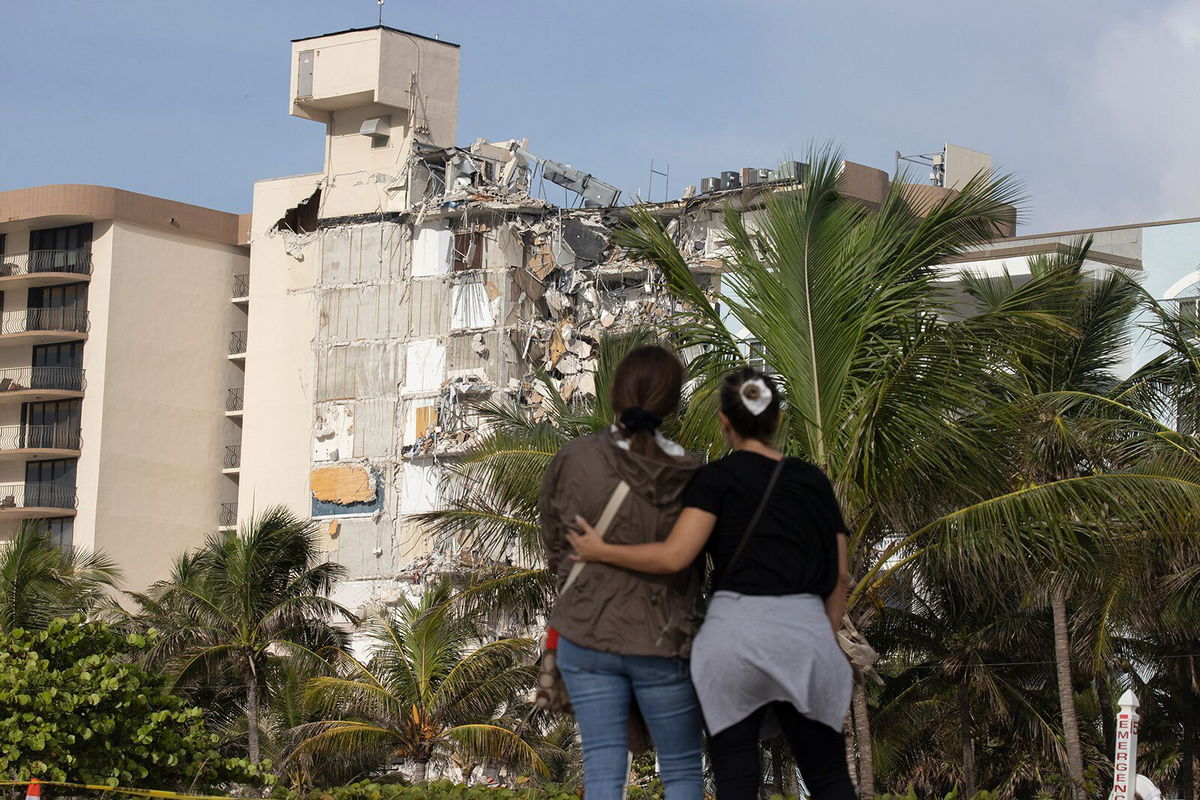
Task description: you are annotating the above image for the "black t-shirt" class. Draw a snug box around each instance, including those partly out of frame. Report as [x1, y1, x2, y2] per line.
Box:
[681, 451, 848, 597]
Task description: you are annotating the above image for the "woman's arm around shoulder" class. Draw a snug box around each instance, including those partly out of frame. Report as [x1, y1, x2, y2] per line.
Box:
[567, 506, 717, 574]
[825, 533, 850, 633]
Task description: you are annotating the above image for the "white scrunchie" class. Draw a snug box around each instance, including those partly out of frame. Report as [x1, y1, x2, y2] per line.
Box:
[740, 378, 773, 416]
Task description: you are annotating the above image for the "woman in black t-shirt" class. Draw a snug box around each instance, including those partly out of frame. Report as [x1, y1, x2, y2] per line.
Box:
[569, 368, 855, 800]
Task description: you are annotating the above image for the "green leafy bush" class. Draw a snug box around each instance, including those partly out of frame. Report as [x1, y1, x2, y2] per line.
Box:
[0, 616, 266, 788]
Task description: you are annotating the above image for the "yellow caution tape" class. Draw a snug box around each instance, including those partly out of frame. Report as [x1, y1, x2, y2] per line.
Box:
[0, 780, 235, 800]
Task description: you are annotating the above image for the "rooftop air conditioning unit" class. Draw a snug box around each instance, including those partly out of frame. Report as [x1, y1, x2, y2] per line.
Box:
[700, 177, 722, 194]
[778, 161, 808, 182]
[721, 171, 741, 190]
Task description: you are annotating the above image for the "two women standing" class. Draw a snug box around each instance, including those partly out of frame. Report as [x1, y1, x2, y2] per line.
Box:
[540, 345, 856, 799]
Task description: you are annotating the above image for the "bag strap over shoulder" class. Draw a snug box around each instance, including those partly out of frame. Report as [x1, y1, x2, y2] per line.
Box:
[727, 457, 785, 571]
[561, 480, 630, 594]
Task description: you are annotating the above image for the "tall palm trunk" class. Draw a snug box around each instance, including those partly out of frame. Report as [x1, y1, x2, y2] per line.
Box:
[1097, 670, 1116, 757]
[246, 670, 261, 763]
[1051, 585, 1085, 799]
[412, 759, 430, 783]
[1182, 701, 1195, 800]
[852, 681, 875, 798]
[845, 718, 859, 795]
[958, 678, 976, 800]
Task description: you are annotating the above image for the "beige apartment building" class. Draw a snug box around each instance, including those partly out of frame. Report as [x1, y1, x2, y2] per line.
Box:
[0, 185, 249, 589]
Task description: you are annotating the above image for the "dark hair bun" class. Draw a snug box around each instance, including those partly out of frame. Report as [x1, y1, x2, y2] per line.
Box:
[720, 367, 782, 441]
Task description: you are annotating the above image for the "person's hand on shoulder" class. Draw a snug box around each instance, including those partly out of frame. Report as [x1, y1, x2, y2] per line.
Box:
[567, 515, 610, 562]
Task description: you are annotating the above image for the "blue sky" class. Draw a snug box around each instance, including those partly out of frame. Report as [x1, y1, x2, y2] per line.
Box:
[3, 1, 1197, 233]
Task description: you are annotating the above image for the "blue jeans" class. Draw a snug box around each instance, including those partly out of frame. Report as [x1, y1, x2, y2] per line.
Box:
[557, 637, 704, 800]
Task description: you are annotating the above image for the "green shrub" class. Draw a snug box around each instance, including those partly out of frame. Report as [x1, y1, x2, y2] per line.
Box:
[0, 616, 266, 788]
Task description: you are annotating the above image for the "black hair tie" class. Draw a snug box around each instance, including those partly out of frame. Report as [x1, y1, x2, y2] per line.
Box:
[620, 406, 662, 434]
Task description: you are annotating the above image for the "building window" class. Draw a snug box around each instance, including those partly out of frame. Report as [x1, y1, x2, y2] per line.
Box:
[30, 223, 92, 253]
[452, 230, 485, 272]
[1178, 297, 1199, 321]
[22, 399, 82, 449]
[29, 224, 92, 273]
[33, 342, 83, 369]
[29, 282, 88, 311]
[747, 339, 769, 373]
[44, 517, 73, 550]
[25, 458, 77, 510]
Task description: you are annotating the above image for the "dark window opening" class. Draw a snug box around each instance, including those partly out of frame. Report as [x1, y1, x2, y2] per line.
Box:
[453, 230, 486, 272]
[30, 223, 92, 253]
[747, 339, 777, 375]
[33, 342, 84, 370]
[30, 343, 84, 391]
[27, 224, 92, 273]
[24, 459, 77, 510]
[21, 399, 82, 449]
[26, 283, 88, 333]
[26, 458, 77, 485]
[44, 517, 73, 550]
[273, 188, 321, 234]
[423, 164, 446, 200]
[29, 283, 88, 311]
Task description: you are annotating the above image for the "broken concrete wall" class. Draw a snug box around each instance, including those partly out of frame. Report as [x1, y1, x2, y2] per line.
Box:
[298, 138, 740, 602]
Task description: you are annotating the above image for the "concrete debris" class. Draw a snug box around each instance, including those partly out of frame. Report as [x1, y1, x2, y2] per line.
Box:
[560, 217, 610, 265]
[558, 354, 581, 375]
[472, 333, 489, 357]
[570, 339, 593, 359]
[309, 134, 740, 598]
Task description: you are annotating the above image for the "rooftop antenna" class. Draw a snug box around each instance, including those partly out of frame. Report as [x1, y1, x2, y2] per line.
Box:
[377, 0, 384, 26]
[895, 147, 945, 187]
[648, 159, 670, 203]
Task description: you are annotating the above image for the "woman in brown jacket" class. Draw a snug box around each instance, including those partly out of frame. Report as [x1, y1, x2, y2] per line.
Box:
[540, 345, 704, 800]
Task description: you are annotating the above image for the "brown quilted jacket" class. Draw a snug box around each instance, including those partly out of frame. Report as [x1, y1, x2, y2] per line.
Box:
[540, 427, 702, 659]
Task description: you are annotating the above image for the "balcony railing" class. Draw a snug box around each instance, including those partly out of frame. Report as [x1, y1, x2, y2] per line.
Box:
[229, 330, 247, 355]
[0, 482, 77, 510]
[227, 387, 244, 412]
[233, 273, 250, 298]
[219, 502, 238, 528]
[224, 445, 241, 469]
[0, 250, 93, 278]
[1, 308, 89, 335]
[0, 425, 82, 451]
[0, 367, 85, 393]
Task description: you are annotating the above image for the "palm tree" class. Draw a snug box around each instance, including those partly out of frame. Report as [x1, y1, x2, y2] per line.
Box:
[1116, 546, 1200, 800]
[291, 579, 545, 782]
[616, 145, 1200, 795]
[420, 330, 670, 620]
[869, 560, 1067, 797]
[953, 243, 1190, 798]
[0, 519, 119, 631]
[128, 505, 355, 763]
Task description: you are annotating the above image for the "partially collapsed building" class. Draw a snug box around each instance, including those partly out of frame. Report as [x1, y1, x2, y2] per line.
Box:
[235, 26, 999, 609]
